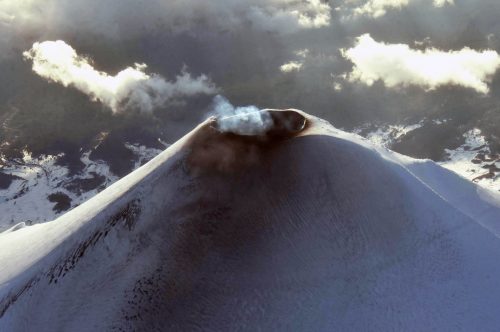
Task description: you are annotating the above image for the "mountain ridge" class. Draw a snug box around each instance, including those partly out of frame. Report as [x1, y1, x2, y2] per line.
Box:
[1, 111, 500, 331]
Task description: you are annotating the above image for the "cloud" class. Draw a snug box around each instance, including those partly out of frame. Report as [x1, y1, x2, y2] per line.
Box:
[341, 34, 500, 94]
[0, 0, 331, 38]
[23, 40, 217, 113]
[353, 0, 410, 18]
[351, 0, 454, 18]
[280, 61, 303, 73]
[432, 0, 454, 7]
[280, 49, 310, 73]
[246, 0, 330, 33]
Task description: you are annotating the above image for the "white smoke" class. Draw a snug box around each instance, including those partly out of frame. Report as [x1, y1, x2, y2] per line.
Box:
[211, 95, 273, 136]
[342, 34, 500, 94]
[23, 40, 217, 113]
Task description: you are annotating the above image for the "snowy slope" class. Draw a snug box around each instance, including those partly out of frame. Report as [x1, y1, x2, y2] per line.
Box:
[355, 123, 500, 192]
[1, 111, 500, 331]
[440, 129, 500, 192]
[0, 144, 162, 231]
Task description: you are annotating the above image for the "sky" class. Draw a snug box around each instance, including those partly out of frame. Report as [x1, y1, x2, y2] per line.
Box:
[1, 0, 500, 157]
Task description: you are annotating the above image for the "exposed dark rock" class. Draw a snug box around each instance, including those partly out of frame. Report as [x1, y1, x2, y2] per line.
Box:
[65, 172, 106, 196]
[48, 192, 72, 213]
[391, 122, 465, 161]
[90, 133, 138, 178]
[0, 172, 22, 190]
[473, 172, 496, 182]
[35, 140, 86, 176]
[482, 163, 500, 172]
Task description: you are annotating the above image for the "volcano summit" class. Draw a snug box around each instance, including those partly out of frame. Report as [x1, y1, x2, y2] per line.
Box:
[1, 110, 500, 331]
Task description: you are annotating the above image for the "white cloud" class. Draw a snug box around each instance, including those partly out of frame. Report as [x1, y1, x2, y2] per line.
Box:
[280, 61, 303, 73]
[433, 0, 454, 7]
[354, 0, 409, 18]
[295, 49, 310, 58]
[352, 0, 453, 18]
[247, 0, 330, 33]
[342, 34, 500, 94]
[23, 40, 217, 113]
[280, 49, 310, 73]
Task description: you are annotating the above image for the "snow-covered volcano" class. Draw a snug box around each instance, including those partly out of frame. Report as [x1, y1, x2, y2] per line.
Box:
[1, 110, 500, 331]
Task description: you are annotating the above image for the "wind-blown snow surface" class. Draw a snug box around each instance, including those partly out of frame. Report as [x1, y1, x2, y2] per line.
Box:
[1, 112, 500, 331]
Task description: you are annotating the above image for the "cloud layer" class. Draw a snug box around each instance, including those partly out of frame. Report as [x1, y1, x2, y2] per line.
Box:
[0, 0, 331, 38]
[351, 0, 454, 18]
[2, 0, 500, 142]
[342, 34, 500, 94]
[23, 40, 217, 113]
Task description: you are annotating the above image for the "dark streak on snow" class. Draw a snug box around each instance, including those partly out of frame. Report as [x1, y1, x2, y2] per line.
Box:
[0, 199, 142, 319]
[47, 199, 141, 284]
[0, 276, 41, 318]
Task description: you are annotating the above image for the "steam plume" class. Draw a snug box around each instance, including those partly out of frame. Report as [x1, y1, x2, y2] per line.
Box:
[23, 40, 217, 113]
[211, 95, 273, 136]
